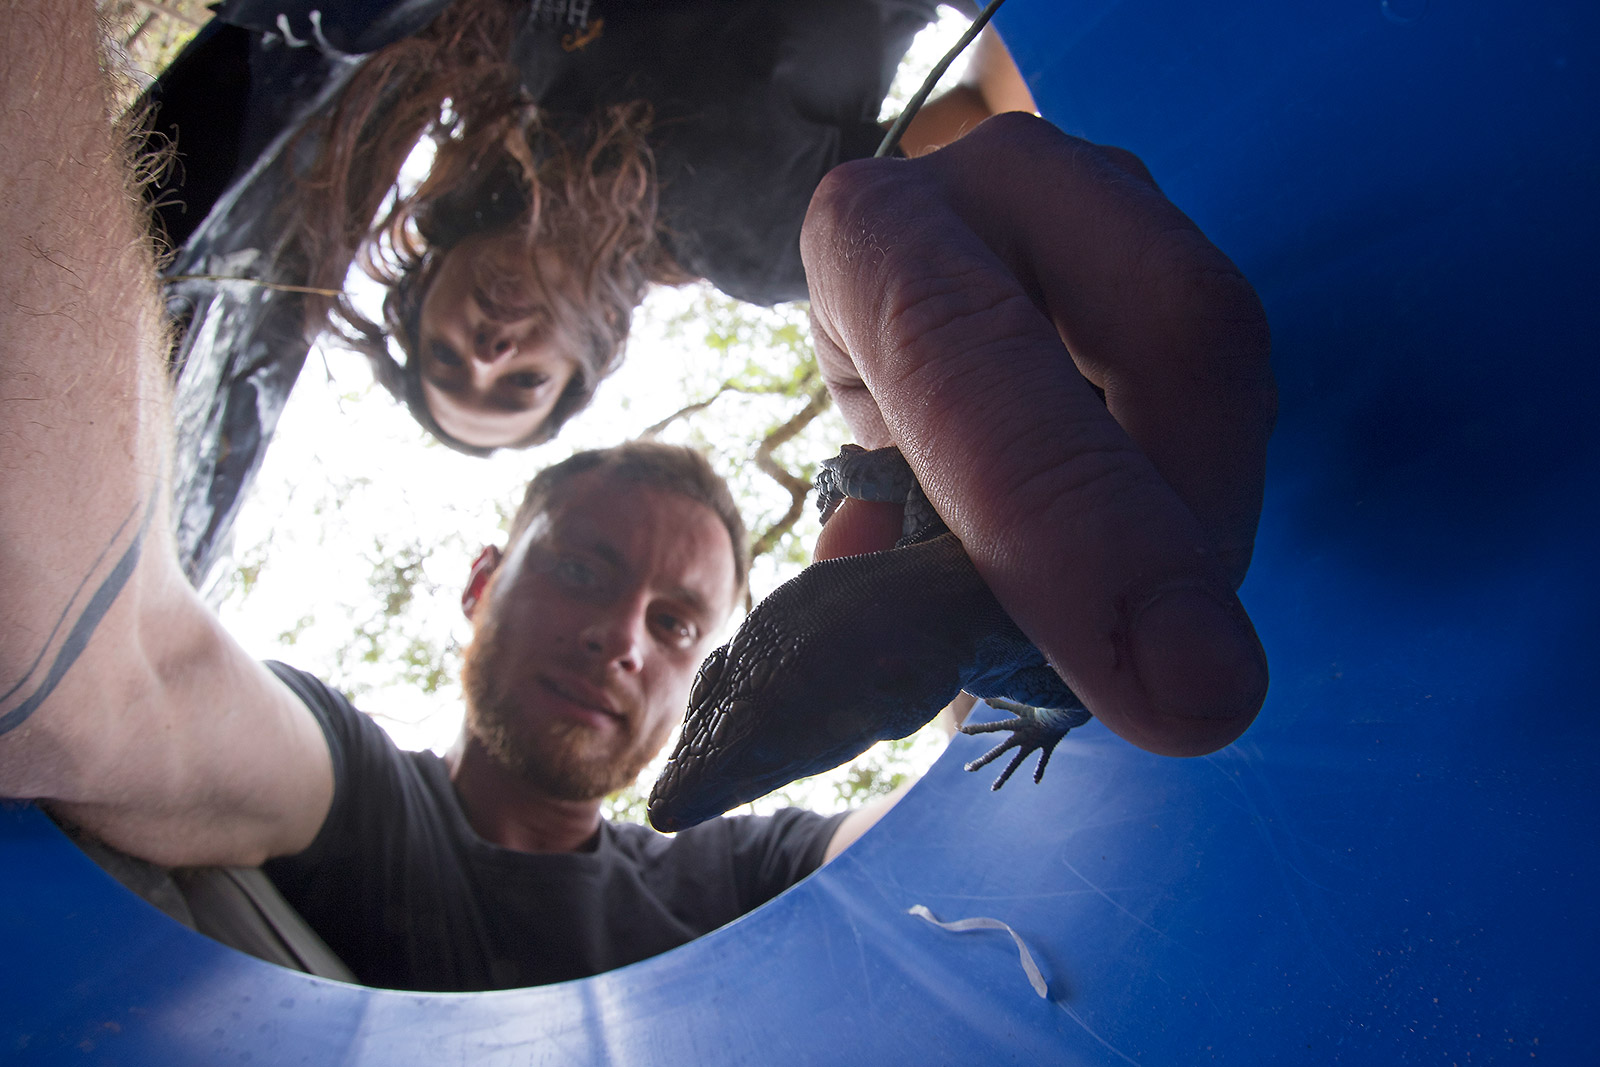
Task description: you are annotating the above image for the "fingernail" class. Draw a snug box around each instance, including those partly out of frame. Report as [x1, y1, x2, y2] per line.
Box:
[1130, 586, 1267, 721]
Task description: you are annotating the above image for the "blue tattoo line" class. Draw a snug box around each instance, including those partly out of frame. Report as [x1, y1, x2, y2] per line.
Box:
[0, 499, 140, 707]
[0, 484, 160, 736]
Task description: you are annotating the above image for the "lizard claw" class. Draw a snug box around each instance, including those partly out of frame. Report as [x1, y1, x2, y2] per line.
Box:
[961, 716, 1061, 790]
[959, 704, 1092, 790]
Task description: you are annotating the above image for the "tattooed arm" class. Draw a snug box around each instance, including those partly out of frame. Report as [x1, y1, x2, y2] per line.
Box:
[0, 3, 332, 866]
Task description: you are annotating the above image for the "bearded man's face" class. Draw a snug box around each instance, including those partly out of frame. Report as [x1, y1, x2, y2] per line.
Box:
[460, 471, 736, 800]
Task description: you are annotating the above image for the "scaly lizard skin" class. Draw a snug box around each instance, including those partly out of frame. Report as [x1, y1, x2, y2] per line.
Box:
[647, 446, 1091, 833]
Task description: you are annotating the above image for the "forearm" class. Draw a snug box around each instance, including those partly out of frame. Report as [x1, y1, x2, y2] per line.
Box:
[0, 4, 172, 753]
[0, 4, 331, 864]
[962, 26, 1036, 117]
[892, 28, 1037, 158]
[823, 782, 911, 863]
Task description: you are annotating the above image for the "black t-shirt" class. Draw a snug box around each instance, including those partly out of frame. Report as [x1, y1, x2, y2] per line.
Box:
[261, 663, 844, 992]
[156, 0, 962, 581]
[205, 0, 951, 303]
[511, 0, 952, 304]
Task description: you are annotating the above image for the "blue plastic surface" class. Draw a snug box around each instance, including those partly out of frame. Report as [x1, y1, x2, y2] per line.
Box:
[4, 1, 1597, 1062]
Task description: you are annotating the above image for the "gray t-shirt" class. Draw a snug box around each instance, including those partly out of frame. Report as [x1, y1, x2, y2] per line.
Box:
[262, 663, 844, 992]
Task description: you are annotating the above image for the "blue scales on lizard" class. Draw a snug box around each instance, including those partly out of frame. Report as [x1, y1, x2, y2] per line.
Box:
[647, 445, 1092, 833]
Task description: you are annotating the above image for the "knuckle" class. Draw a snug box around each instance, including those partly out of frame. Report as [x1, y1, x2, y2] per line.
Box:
[962, 110, 1069, 158]
[878, 267, 1045, 406]
[882, 258, 1024, 352]
[1139, 228, 1270, 347]
[1129, 230, 1277, 427]
[801, 157, 919, 256]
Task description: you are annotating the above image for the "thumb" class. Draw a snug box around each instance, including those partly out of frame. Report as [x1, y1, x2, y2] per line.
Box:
[802, 121, 1270, 757]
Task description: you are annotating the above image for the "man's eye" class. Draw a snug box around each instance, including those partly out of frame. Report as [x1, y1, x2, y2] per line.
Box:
[554, 557, 596, 587]
[508, 371, 549, 390]
[654, 612, 698, 646]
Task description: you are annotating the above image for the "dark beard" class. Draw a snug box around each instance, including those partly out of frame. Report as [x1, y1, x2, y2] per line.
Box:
[460, 620, 657, 802]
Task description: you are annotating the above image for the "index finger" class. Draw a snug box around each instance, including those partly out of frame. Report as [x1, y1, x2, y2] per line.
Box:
[800, 116, 1273, 756]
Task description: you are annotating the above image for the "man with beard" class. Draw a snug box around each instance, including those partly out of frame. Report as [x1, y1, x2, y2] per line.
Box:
[2, 3, 1273, 998]
[258, 441, 890, 990]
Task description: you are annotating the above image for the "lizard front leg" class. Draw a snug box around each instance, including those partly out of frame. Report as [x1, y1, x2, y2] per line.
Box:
[960, 701, 1094, 790]
[821, 445, 1095, 791]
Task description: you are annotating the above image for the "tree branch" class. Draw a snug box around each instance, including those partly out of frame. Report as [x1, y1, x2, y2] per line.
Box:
[748, 376, 832, 564]
[638, 381, 735, 439]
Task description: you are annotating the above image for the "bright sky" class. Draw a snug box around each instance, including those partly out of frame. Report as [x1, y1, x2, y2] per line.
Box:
[215, 7, 977, 812]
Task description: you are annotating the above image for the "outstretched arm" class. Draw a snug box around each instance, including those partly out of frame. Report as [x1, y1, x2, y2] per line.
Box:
[804, 114, 1275, 759]
[894, 27, 1038, 158]
[0, 3, 331, 866]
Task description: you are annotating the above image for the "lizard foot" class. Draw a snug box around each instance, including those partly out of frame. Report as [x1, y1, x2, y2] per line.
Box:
[960, 702, 1092, 790]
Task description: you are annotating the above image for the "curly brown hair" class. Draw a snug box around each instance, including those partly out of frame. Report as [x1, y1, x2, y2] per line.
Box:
[293, 0, 689, 455]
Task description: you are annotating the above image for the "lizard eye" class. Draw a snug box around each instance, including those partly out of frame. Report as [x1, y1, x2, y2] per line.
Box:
[691, 645, 728, 709]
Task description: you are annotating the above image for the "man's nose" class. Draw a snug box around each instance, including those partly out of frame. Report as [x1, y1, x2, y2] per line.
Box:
[580, 603, 647, 673]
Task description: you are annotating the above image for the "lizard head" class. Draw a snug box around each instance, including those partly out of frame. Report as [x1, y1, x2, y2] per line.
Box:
[646, 550, 968, 832]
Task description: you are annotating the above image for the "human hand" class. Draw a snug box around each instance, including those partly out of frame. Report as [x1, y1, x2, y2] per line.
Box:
[802, 114, 1275, 758]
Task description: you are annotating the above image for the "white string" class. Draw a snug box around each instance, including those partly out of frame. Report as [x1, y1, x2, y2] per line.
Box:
[907, 904, 1048, 999]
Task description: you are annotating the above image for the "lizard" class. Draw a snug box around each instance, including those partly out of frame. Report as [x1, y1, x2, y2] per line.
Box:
[647, 444, 1092, 833]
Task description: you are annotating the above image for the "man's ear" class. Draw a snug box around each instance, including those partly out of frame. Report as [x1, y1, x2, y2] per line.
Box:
[462, 545, 502, 621]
